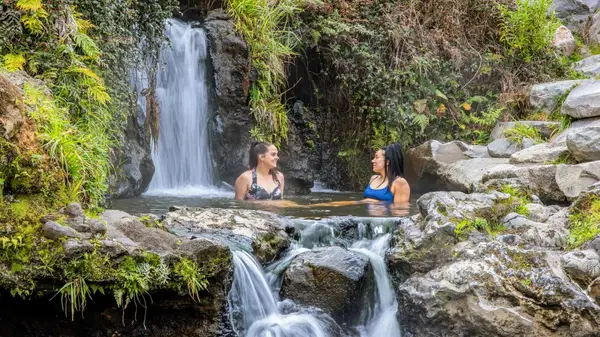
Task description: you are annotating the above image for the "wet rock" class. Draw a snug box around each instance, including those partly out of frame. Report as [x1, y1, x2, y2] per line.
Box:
[110, 217, 179, 253]
[566, 125, 600, 162]
[563, 249, 600, 286]
[510, 143, 569, 164]
[42, 221, 81, 240]
[162, 207, 289, 263]
[561, 79, 600, 119]
[491, 121, 559, 140]
[65, 216, 89, 233]
[553, 25, 577, 56]
[280, 246, 372, 324]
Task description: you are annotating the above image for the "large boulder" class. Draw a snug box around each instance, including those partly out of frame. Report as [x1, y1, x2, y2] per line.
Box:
[561, 79, 600, 119]
[529, 80, 582, 114]
[162, 207, 290, 263]
[389, 190, 600, 336]
[566, 125, 600, 162]
[551, 116, 600, 146]
[551, 0, 600, 32]
[438, 158, 516, 193]
[280, 246, 373, 324]
[204, 9, 253, 186]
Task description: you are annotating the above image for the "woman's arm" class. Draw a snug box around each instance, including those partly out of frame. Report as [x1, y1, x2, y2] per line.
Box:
[234, 172, 250, 200]
[391, 178, 410, 205]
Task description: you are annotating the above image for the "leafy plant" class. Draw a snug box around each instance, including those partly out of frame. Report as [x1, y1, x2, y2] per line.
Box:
[567, 194, 600, 249]
[455, 217, 505, 239]
[503, 122, 544, 145]
[498, 0, 561, 62]
[174, 258, 209, 302]
[51, 277, 92, 321]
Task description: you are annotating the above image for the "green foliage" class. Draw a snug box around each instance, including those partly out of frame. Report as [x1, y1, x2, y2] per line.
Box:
[2, 53, 26, 71]
[173, 258, 209, 302]
[567, 193, 600, 249]
[498, 0, 561, 62]
[226, 0, 313, 145]
[500, 184, 532, 217]
[51, 277, 92, 321]
[455, 217, 505, 239]
[503, 122, 544, 145]
[546, 151, 578, 165]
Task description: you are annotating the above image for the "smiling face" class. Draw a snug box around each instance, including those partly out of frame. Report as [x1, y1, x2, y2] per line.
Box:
[372, 149, 386, 175]
[260, 144, 279, 169]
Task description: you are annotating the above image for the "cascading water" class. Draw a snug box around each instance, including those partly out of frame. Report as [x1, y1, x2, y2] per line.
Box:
[143, 19, 217, 195]
[228, 250, 333, 337]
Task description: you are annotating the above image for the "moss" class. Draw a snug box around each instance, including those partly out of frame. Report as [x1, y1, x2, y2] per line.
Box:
[454, 217, 505, 239]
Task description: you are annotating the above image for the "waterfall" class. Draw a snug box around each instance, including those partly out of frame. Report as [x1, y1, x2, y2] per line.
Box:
[351, 234, 402, 337]
[143, 19, 217, 195]
[228, 250, 332, 337]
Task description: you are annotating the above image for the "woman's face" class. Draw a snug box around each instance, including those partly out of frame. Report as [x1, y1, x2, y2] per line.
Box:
[260, 145, 279, 169]
[372, 149, 386, 174]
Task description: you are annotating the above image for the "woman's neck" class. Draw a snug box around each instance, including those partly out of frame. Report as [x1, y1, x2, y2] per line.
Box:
[255, 165, 271, 177]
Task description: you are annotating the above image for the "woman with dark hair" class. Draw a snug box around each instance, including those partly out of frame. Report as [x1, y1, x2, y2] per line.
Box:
[363, 142, 410, 204]
[309, 142, 410, 208]
[234, 142, 285, 200]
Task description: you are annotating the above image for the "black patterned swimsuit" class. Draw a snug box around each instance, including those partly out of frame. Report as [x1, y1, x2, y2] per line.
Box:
[245, 169, 282, 200]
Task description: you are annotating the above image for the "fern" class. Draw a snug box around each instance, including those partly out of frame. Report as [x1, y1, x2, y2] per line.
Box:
[68, 66, 101, 82]
[0, 8, 22, 46]
[73, 32, 101, 60]
[20, 10, 47, 35]
[15, 0, 43, 12]
[73, 11, 94, 34]
[2, 53, 26, 71]
[411, 113, 429, 132]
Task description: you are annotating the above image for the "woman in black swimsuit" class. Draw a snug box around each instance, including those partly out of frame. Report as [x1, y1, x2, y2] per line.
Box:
[234, 142, 285, 200]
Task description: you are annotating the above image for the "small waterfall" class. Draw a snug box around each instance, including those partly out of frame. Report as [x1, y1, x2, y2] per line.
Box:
[351, 234, 402, 337]
[145, 19, 215, 194]
[228, 250, 332, 337]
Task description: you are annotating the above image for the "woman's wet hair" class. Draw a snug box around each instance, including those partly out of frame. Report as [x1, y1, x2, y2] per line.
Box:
[382, 142, 405, 187]
[249, 141, 272, 169]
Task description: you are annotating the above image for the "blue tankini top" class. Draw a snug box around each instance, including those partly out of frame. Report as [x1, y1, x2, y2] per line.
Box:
[363, 184, 394, 202]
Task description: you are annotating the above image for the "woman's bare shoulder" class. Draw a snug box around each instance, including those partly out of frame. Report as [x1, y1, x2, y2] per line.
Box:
[236, 170, 252, 183]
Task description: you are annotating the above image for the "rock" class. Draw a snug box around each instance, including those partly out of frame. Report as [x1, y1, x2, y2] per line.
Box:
[65, 202, 84, 217]
[205, 9, 253, 186]
[589, 11, 600, 45]
[552, 116, 600, 146]
[482, 161, 600, 202]
[487, 137, 535, 158]
[562, 79, 600, 119]
[525, 203, 550, 223]
[566, 125, 600, 162]
[589, 277, 600, 303]
[98, 239, 129, 257]
[108, 103, 154, 198]
[162, 207, 289, 263]
[42, 221, 81, 240]
[404, 140, 470, 192]
[396, 243, 600, 337]
[438, 158, 515, 193]
[502, 213, 567, 248]
[280, 246, 372, 323]
[551, 0, 597, 19]
[572, 54, 600, 77]
[65, 216, 89, 233]
[462, 144, 490, 158]
[87, 219, 107, 235]
[563, 249, 600, 286]
[0, 73, 24, 140]
[491, 121, 560, 140]
[553, 25, 577, 56]
[100, 209, 131, 224]
[63, 239, 94, 258]
[509, 143, 569, 164]
[110, 217, 179, 253]
[487, 138, 520, 158]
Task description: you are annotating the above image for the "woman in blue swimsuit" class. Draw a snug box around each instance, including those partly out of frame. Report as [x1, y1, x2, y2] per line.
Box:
[363, 142, 410, 204]
[234, 142, 285, 200]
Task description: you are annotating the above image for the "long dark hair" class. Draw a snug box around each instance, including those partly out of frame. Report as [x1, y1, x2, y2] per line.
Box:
[382, 142, 405, 188]
[249, 141, 279, 180]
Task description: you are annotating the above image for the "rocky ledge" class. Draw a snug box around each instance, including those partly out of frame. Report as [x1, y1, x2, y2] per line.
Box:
[389, 186, 600, 336]
[0, 203, 291, 336]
